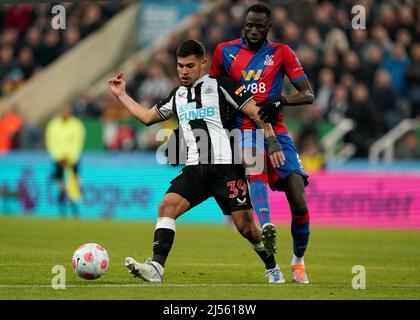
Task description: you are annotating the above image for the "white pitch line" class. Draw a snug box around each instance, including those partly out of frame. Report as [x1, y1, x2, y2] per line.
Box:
[1, 283, 420, 289]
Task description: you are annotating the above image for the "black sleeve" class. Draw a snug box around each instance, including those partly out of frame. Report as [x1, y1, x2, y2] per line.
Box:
[156, 87, 178, 120]
[215, 76, 253, 111]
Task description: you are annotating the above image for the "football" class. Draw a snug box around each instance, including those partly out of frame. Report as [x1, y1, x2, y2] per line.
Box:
[72, 243, 109, 280]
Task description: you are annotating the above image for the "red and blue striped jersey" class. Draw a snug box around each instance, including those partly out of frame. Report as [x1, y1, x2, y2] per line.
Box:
[210, 38, 307, 133]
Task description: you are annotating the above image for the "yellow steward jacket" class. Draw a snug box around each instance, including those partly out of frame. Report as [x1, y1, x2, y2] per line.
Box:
[46, 116, 85, 165]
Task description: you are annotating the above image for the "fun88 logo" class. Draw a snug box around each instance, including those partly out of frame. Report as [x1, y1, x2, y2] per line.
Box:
[179, 102, 215, 121]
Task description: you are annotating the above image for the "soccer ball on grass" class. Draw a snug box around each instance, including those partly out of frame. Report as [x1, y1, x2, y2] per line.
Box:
[72, 243, 109, 280]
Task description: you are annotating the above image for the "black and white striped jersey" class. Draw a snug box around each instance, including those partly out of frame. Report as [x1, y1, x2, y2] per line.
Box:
[156, 74, 253, 165]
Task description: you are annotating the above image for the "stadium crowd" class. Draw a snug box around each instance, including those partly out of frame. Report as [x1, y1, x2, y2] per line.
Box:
[0, 1, 132, 152]
[1, 0, 419, 163]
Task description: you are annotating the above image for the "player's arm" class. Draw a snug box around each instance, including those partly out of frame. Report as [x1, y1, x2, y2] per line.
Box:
[241, 99, 285, 167]
[108, 72, 163, 126]
[216, 76, 285, 167]
[284, 78, 314, 106]
[258, 46, 314, 122]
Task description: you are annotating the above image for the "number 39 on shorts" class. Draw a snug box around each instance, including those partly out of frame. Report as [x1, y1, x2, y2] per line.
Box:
[246, 82, 266, 94]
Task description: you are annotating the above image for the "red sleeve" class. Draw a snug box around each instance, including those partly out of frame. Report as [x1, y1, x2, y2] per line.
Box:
[282, 45, 307, 83]
[210, 44, 223, 77]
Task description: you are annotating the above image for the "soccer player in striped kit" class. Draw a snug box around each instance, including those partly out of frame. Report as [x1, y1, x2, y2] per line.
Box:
[210, 4, 314, 283]
[109, 40, 287, 283]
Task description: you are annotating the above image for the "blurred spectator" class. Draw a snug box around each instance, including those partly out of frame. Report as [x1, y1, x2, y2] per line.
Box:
[327, 84, 349, 124]
[372, 69, 402, 133]
[2, 4, 33, 33]
[320, 50, 340, 85]
[271, 6, 287, 39]
[39, 30, 61, 66]
[396, 5, 416, 39]
[0, 45, 14, 80]
[79, 3, 103, 38]
[300, 27, 323, 54]
[297, 47, 318, 88]
[138, 64, 173, 106]
[314, 68, 335, 115]
[204, 25, 225, 55]
[0, 107, 23, 153]
[341, 50, 363, 82]
[312, 5, 333, 39]
[61, 27, 81, 54]
[281, 22, 300, 50]
[19, 121, 42, 150]
[395, 130, 420, 159]
[362, 45, 384, 86]
[345, 83, 379, 157]
[300, 134, 325, 173]
[324, 28, 349, 53]
[17, 47, 37, 79]
[350, 29, 369, 54]
[1, 68, 25, 97]
[126, 62, 147, 98]
[406, 43, 420, 118]
[24, 27, 43, 64]
[72, 92, 101, 118]
[370, 25, 393, 54]
[297, 107, 324, 149]
[382, 44, 410, 93]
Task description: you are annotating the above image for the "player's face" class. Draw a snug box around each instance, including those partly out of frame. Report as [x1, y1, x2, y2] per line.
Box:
[244, 12, 272, 50]
[177, 55, 207, 87]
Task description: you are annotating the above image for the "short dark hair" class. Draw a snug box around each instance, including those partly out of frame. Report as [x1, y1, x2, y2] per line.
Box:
[246, 3, 272, 19]
[176, 39, 205, 59]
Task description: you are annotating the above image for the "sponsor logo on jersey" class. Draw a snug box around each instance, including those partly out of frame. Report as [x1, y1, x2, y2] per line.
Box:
[229, 53, 238, 61]
[241, 69, 262, 81]
[179, 102, 215, 121]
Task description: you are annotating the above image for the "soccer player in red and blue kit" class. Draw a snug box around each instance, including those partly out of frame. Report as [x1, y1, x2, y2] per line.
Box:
[210, 4, 314, 283]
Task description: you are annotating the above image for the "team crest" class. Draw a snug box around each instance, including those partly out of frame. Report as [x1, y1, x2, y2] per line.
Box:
[204, 85, 214, 94]
[264, 55, 274, 66]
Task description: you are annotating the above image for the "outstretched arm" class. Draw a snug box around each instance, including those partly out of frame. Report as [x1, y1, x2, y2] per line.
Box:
[258, 79, 314, 122]
[108, 72, 163, 126]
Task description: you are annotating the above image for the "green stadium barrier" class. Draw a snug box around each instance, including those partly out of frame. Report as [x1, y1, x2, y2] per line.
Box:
[82, 118, 104, 151]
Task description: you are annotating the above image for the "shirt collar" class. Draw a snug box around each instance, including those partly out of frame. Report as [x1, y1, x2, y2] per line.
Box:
[191, 74, 209, 88]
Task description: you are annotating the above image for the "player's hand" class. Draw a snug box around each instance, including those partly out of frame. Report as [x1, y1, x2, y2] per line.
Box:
[257, 96, 288, 123]
[108, 72, 126, 99]
[266, 136, 285, 168]
[269, 150, 285, 168]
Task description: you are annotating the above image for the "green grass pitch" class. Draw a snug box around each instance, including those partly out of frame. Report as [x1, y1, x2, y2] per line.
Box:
[0, 216, 419, 300]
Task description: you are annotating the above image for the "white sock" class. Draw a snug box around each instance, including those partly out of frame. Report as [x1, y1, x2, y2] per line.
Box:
[292, 254, 304, 266]
[249, 241, 265, 252]
[151, 261, 164, 275]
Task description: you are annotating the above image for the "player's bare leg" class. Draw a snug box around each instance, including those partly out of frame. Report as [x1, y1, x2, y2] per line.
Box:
[231, 209, 284, 284]
[277, 173, 310, 283]
[126, 193, 190, 283]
